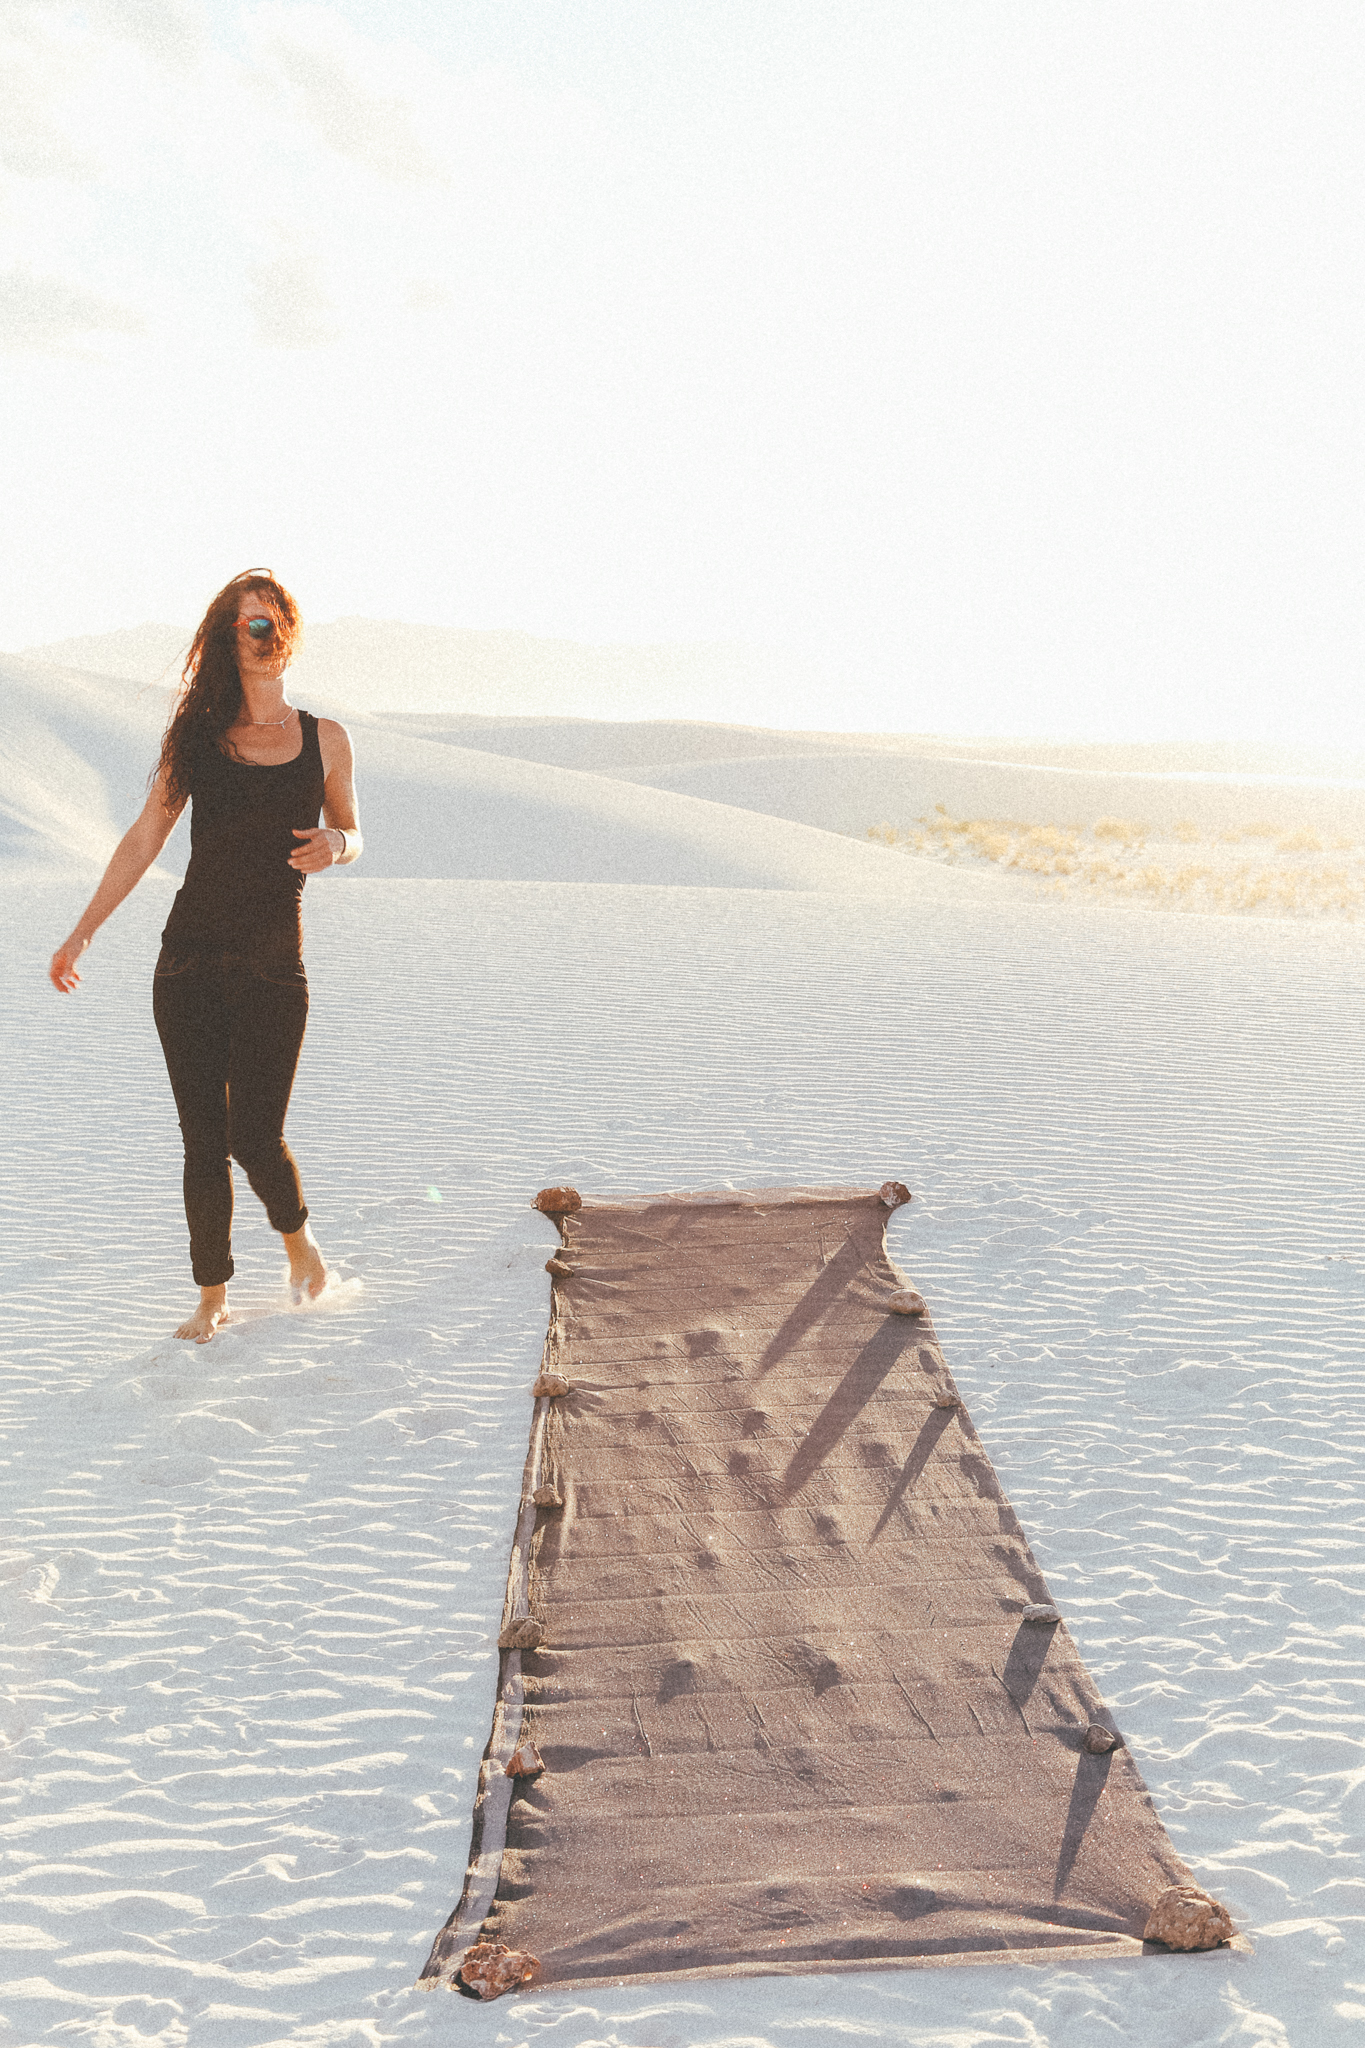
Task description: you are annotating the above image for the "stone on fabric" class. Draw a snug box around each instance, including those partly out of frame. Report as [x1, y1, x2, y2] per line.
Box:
[879, 1181, 912, 1207]
[498, 1617, 545, 1650]
[1143, 1884, 1234, 1951]
[505, 1741, 545, 1777]
[533, 1187, 582, 1214]
[1084, 1724, 1120, 1754]
[545, 1257, 574, 1275]
[532, 1483, 563, 1508]
[934, 1390, 961, 1409]
[457, 1939, 540, 1997]
[886, 1290, 927, 1316]
[1021, 1603, 1062, 1625]
[532, 1372, 573, 1398]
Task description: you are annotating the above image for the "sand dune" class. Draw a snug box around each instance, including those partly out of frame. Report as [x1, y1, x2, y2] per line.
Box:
[377, 714, 1365, 783]
[19, 618, 812, 723]
[0, 656, 169, 871]
[24, 620, 1365, 787]
[13, 650, 1362, 907]
[372, 711, 877, 771]
[15, 623, 192, 688]
[599, 749, 1365, 841]
[341, 724, 998, 892]
[4, 657, 1009, 897]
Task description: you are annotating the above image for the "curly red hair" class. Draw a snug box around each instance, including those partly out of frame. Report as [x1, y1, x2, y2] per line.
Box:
[155, 569, 302, 808]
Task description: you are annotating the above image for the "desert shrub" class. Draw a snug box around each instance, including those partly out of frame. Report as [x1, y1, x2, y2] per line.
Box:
[1017, 849, 1077, 875]
[966, 826, 1013, 861]
[1022, 824, 1081, 855]
[877, 807, 1361, 919]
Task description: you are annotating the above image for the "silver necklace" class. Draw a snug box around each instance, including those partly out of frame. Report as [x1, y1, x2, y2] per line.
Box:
[243, 706, 297, 729]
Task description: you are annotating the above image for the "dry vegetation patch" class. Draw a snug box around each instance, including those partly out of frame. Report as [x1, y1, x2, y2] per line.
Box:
[867, 809, 1363, 918]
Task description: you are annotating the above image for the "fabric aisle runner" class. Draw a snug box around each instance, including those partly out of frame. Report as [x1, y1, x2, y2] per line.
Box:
[424, 1185, 1200, 1988]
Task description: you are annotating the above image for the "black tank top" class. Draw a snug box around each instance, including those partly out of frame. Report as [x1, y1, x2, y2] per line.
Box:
[161, 710, 326, 962]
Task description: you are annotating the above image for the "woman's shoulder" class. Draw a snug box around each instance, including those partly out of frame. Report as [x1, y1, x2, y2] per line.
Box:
[310, 713, 354, 774]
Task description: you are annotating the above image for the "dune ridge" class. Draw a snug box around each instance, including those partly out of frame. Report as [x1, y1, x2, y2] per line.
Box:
[0, 657, 170, 872]
[1, 657, 1001, 897]
[600, 750, 1365, 841]
[9, 653, 1363, 910]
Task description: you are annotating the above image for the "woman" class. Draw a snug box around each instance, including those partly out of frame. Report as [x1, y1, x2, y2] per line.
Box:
[49, 569, 362, 1343]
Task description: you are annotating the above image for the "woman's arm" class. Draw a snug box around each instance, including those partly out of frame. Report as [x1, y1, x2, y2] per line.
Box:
[290, 718, 363, 872]
[49, 772, 186, 992]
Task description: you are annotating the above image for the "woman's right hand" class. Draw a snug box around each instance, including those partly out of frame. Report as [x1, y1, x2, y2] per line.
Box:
[50, 934, 89, 993]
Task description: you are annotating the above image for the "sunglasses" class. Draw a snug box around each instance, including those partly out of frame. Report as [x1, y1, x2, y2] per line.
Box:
[237, 614, 277, 639]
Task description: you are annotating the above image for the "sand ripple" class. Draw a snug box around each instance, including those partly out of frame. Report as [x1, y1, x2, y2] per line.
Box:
[1, 876, 1360, 2044]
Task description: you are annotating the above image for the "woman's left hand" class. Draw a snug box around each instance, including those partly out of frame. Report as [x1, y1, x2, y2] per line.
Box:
[289, 827, 345, 871]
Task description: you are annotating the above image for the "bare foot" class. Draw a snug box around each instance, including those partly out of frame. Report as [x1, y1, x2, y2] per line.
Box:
[284, 1221, 329, 1303]
[175, 1286, 230, 1344]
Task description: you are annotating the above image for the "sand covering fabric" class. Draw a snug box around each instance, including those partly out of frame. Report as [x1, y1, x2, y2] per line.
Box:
[423, 1186, 1203, 1989]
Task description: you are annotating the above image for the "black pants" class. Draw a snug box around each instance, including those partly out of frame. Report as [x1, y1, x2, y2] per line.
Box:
[153, 951, 310, 1287]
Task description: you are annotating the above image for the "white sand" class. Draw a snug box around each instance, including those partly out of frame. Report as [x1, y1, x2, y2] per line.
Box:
[3, 660, 1364, 2045]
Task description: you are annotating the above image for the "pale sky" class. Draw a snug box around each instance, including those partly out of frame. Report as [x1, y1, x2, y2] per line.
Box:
[3, 2, 1363, 742]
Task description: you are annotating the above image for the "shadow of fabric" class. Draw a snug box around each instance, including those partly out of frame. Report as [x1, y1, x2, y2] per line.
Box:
[868, 1405, 957, 1541]
[780, 1319, 920, 1499]
[999, 1618, 1058, 1711]
[1054, 1749, 1115, 1897]
[758, 1229, 874, 1375]
[657, 1658, 699, 1703]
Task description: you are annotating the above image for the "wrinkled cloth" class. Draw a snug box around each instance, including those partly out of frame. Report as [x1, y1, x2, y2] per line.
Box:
[465, 1187, 1194, 1985]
